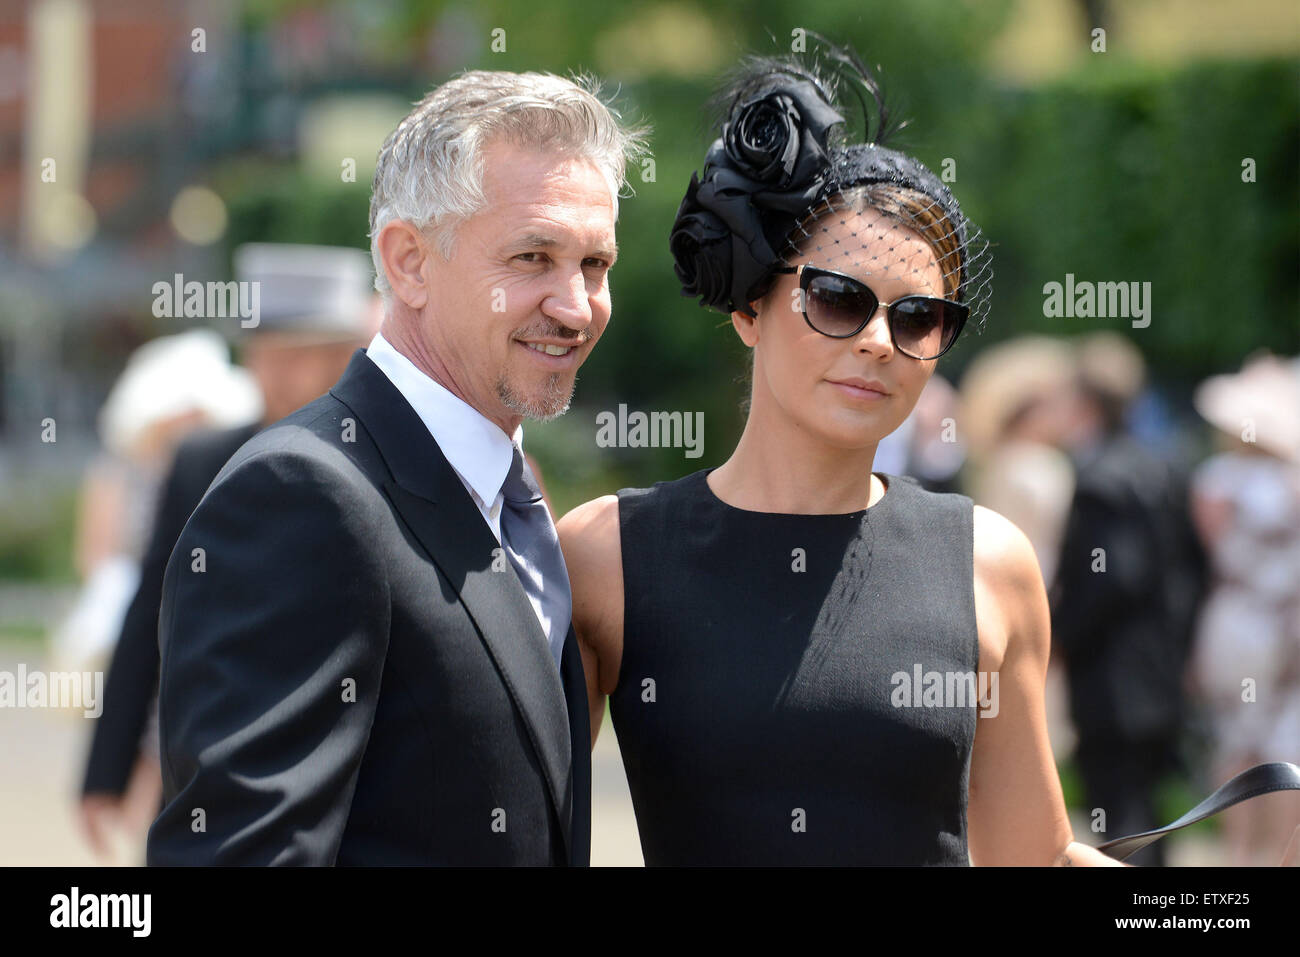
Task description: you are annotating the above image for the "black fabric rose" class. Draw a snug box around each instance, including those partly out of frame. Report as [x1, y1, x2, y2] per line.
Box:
[723, 80, 843, 190]
[669, 173, 732, 310]
[669, 76, 845, 316]
[724, 93, 801, 185]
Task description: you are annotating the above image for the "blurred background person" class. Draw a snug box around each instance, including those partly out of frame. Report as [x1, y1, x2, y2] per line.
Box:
[1187, 352, 1300, 866]
[1048, 331, 1208, 867]
[49, 329, 262, 678]
[77, 243, 378, 863]
[875, 373, 967, 494]
[960, 336, 1078, 586]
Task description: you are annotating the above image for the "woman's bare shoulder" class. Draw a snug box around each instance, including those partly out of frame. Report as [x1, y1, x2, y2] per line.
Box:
[972, 503, 1044, 591]
[556, 495, 625, 668]
[971, 504, 1050, 673]
[557, 494, 622, 567]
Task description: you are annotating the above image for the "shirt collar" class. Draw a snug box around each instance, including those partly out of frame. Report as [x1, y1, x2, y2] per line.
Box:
[366, 331, 521, 507]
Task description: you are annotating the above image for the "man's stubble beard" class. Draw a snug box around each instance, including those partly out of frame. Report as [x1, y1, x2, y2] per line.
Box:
[497, 371, 576, 423]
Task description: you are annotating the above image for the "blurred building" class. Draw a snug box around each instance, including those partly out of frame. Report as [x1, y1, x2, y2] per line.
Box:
[0, 0, 244, 460]
[0, 0, 425, 462]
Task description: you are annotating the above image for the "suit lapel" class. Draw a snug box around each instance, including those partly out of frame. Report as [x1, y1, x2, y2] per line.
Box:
[329, 350, 575, 859]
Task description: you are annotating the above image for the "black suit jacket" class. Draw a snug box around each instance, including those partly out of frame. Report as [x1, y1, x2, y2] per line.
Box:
[83, 422, 261, 796]
[146, 350, 591, 865]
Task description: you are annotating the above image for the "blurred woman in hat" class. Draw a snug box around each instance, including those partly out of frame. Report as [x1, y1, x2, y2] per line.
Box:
[1189, 352, 1300, 865]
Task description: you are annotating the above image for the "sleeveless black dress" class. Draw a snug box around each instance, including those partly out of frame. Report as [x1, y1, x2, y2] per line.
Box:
[610, 468, 980, 865]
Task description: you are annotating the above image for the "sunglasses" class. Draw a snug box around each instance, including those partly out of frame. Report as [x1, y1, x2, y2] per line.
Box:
[774, 264, 968, 360]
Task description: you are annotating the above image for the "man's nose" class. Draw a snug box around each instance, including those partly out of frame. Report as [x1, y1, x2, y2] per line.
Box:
[542, 268, 593, 330]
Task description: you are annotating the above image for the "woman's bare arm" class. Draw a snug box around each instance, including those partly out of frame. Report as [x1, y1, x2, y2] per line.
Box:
[556, 495, 624, 750]
[967, 505, 1127, 866]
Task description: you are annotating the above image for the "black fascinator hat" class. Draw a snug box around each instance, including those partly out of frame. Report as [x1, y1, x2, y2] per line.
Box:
[669, 39, 992, 329]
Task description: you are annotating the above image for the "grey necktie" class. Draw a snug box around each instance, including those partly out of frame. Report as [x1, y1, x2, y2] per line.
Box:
[500, 445, 572, 670]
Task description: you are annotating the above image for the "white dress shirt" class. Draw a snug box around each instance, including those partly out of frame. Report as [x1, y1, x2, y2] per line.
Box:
[367, 332, 518, 541]
[364, 333, 563, 664]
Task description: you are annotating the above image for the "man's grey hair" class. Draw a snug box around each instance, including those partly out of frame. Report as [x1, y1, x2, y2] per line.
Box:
[368, 70, 650, 301]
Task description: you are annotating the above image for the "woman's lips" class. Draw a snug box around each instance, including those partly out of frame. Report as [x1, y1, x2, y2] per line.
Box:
[827, 377, 890, 401]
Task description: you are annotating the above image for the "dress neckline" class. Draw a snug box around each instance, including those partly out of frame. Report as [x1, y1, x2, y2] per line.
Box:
[695, 467, 895, 518]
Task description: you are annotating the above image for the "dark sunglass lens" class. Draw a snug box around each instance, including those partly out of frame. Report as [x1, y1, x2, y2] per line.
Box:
[890, 298, 963, 358]
[806, 274, 876, 337]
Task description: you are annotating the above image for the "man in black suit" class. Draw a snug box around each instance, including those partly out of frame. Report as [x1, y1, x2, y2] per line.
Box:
[147, 70, 645, 865]
[80, 244, 376, 859]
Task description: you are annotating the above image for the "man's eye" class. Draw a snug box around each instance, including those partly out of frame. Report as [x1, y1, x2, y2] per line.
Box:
[583, 258, 610, 270]
[516, 252, 546, 263]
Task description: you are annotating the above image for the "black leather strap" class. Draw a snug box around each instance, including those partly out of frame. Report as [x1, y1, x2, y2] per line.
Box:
[1095, 761, 1300, 861]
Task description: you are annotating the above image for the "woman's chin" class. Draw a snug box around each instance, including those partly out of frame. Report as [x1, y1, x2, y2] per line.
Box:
[803, 417, 895, 451]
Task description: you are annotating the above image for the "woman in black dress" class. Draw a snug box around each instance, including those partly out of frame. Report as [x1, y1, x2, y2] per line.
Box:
[558, 46, 1124, 865]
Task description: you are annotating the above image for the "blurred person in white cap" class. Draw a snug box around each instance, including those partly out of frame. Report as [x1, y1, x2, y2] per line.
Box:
[1048, 331, 1208, 867]
[79, 243, 378, 863]
[233, 243, 382, 424]
[53, 328, 262, 678]
[1187, 351, 1300, 866]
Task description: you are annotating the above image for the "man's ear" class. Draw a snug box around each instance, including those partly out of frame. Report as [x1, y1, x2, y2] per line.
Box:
[377, 220, 432, 311]
[731, 302, 760, 348]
